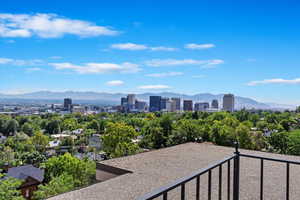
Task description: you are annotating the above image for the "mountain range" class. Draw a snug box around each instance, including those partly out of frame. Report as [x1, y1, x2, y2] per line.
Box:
[0, 91, 296, 110]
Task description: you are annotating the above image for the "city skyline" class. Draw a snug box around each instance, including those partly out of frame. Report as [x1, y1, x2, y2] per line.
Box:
[1, 1, 300, 105]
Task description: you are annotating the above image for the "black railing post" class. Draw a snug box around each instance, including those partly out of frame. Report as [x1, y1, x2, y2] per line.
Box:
[233, 142, 240, 200]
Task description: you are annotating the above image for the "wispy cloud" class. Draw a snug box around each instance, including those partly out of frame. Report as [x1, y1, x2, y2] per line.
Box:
[111, 43, 177, 51]
[247, 78, 300, 86]
[146, 71, 183, 77]
[106, 80, 124, 86]
[185, 43, 215, 50]
[50, 62, 141, 74]
[150, 46, 177, 51]
[111, 43, 147, 50]
[0, 57, 43, 66]
[145, 59, 224, 67]
[0, 13, 119, 38]
[138, 85, 171, 89]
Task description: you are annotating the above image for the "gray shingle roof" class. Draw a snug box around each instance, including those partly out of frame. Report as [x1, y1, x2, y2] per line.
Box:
[7, 164, 44, 182]
[49, 143, 300, 200]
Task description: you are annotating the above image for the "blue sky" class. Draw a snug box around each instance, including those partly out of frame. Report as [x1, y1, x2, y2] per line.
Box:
[1, 0, 300, 105]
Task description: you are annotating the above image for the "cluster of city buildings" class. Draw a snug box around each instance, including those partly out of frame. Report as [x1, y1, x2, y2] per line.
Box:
[0, 94, 235, 115]
[120, 93, 235, 113]
[120, 94, 147, 112]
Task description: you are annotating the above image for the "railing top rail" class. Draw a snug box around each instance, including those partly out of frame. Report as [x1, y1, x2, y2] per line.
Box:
[239, 153, 300, 165]
[136, 155, 236, 200]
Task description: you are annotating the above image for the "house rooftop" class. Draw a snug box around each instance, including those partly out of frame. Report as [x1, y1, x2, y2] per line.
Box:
[7, 164, 44, 183]
[49, 143, 300, 200]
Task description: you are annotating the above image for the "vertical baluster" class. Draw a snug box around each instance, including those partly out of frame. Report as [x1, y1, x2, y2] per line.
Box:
[208, 170, 212, 200]
[196, 176, 200, 200]
[219, 165, 222, 200]
[286, 163, 290, 200]
[163, 192, 168, 200]
[260, 159, 263, 200]
[181, 183, 185, 200]
[228, 160, 230, 200]
[233, 143, 240, 200]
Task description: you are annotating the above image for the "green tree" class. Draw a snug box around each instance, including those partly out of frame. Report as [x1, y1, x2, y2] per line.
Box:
[45, 119, 61, 134]
[21, 122, 35, 136]
[168, 119, 201, 145]
[33, 173, 75, 200]
[102, 122, 139, 158]
[236, 124, 252, 149]
[3, 119, 19, 136]
[210, 122, 235, 146]
[287, 130, 300, 155]
[0, 146, 15, 166]
[235, 109, 250, 122]
[20, 151, 47, 167]
[268, 131, 289, 154]
[140, 121, 165, 149]
[30, 131, 49, 152]
[61, 118, 78, 131]
[0, 175, 24, 200]
[43, 153, 95, 186]
[86, 120, 100, 132]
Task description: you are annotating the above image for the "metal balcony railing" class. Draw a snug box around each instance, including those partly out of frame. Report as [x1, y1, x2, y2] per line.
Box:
[137, 143, 300, 200]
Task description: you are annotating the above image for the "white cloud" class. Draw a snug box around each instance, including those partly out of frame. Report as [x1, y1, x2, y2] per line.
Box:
[0, 57, 13, 64]
[106, 80, 124, 86]
[111, 43, 147, 50]
[185, 43, 215, 50]
[150, 46, 177, 51]
[0, 13, 118, 38]
[201, 59, 224, 68]
[145, 59, 224, 67]
[138, 85, 171, 89]
[146, 71, 183, 77]
[0, 57, 43, 66]
[50, 62, 141, 74]
[247, 78, 300, 86]
[111, 43, 176, 51]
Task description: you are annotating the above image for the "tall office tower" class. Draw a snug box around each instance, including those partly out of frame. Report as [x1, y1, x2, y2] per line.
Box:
[194, 102, 210, 111]
[223, 94, 235, 112]
[64, 98, 72, 111]
[211, 99, 219, 109]
[160, 97, 169, 111]
[120, 97, 128, 112]
[127, 94, 136, 110]
[121, 97, 128, 106]
[149, 96, 162, 112]
[183, 100, 193, 111]
[171, 97, 181, 111]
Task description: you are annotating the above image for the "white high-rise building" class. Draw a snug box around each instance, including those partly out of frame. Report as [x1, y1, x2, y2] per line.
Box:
[223, 94, 235, 112]
[127, 94, 136, 109]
